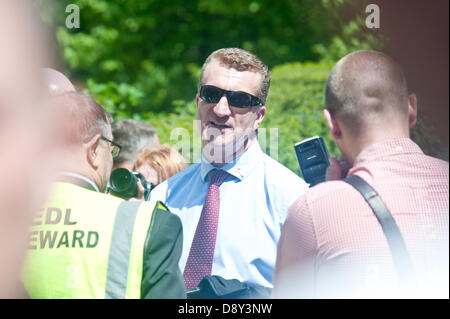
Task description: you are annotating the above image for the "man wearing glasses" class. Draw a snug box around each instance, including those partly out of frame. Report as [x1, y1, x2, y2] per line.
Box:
[23, 92, 186, 299]
[150, 48, 308, 296]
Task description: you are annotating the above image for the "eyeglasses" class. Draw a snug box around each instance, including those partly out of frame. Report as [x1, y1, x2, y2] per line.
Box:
[199, 85, 264, 108]
[101, 136, 121, 158]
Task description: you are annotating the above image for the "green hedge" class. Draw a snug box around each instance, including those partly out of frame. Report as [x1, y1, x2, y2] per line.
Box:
[261, 61, 338, 174]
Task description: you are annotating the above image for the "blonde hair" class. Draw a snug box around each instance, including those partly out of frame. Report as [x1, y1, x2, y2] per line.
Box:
[133, 145, 187, 185]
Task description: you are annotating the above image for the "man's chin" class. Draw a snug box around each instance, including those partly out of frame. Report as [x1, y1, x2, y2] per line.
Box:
[204, 136, 232, 148]
[202, 137, 249, 165]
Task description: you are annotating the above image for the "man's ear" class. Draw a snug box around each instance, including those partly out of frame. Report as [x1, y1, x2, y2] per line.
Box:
[86, 134, 102, 170]
[407, 93, 418, 128]
[253, 106, 266, 130]
[323, 109, 342, 140]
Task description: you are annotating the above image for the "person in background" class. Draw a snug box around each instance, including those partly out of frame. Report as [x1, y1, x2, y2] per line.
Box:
[150, 48, 309, 296]
[272, 50, 449, 298]
[133, 145, 187, 187]
[112, 119, 160, 171]
[22, 92, 186, 299]
[0, 0, 57, 298]
[42, 68, 76, 95]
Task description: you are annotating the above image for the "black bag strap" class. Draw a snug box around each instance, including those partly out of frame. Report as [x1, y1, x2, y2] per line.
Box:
[344, 175, 415, 289]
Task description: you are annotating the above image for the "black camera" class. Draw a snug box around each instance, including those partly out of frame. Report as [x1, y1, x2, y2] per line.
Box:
[294, 136, 330, 187]
[109, 168, 154, 200]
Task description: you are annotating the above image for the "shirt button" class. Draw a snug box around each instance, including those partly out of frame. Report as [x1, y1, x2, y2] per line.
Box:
[395, 146, 403, 152]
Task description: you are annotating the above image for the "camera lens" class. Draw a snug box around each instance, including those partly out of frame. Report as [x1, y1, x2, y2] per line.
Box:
[109, 168, 138, 198]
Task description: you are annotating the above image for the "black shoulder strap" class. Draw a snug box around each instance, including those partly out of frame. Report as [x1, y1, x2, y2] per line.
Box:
[344, 175, 415, 289]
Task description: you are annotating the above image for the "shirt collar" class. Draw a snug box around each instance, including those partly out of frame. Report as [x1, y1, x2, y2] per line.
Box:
[349, 138, 423, 175]
[200, 141, 264, 182]
[57, 172, 100, 192]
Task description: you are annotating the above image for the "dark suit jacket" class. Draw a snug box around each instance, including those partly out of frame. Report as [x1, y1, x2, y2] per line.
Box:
[142, 203, 186, 298]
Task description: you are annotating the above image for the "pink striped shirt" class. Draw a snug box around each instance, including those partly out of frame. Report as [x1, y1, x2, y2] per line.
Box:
[273, 138, 449, 298]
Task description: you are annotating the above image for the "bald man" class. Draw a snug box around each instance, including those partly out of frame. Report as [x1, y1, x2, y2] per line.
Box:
[42, 68, 76, 95]
[272, 50, 449, 298]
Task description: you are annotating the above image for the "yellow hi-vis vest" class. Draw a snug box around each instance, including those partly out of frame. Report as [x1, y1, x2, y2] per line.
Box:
[22, 182, 163, 299]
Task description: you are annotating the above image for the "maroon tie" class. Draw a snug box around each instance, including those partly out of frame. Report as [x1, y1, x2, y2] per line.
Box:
[183, 169, 229, 290]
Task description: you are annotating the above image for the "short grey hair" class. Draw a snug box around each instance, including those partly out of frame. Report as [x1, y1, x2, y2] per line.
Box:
[199, 48, 271, 103]
[112, 119, 158, 166]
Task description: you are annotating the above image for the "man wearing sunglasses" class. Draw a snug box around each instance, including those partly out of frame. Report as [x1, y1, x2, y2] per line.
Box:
[150, 48, 308, 296]
[23, 92, 186, 299]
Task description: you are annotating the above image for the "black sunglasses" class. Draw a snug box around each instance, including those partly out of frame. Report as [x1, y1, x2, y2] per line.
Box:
[199, 85, 264, 108]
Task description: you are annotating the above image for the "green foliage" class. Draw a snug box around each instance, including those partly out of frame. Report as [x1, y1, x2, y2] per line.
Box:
[261, 61, 338, 174]
[313, 17, 384, 62]
[47, 0, 359, 113]
[146, 100, 200, 164]
[85, 79, 146, 120]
